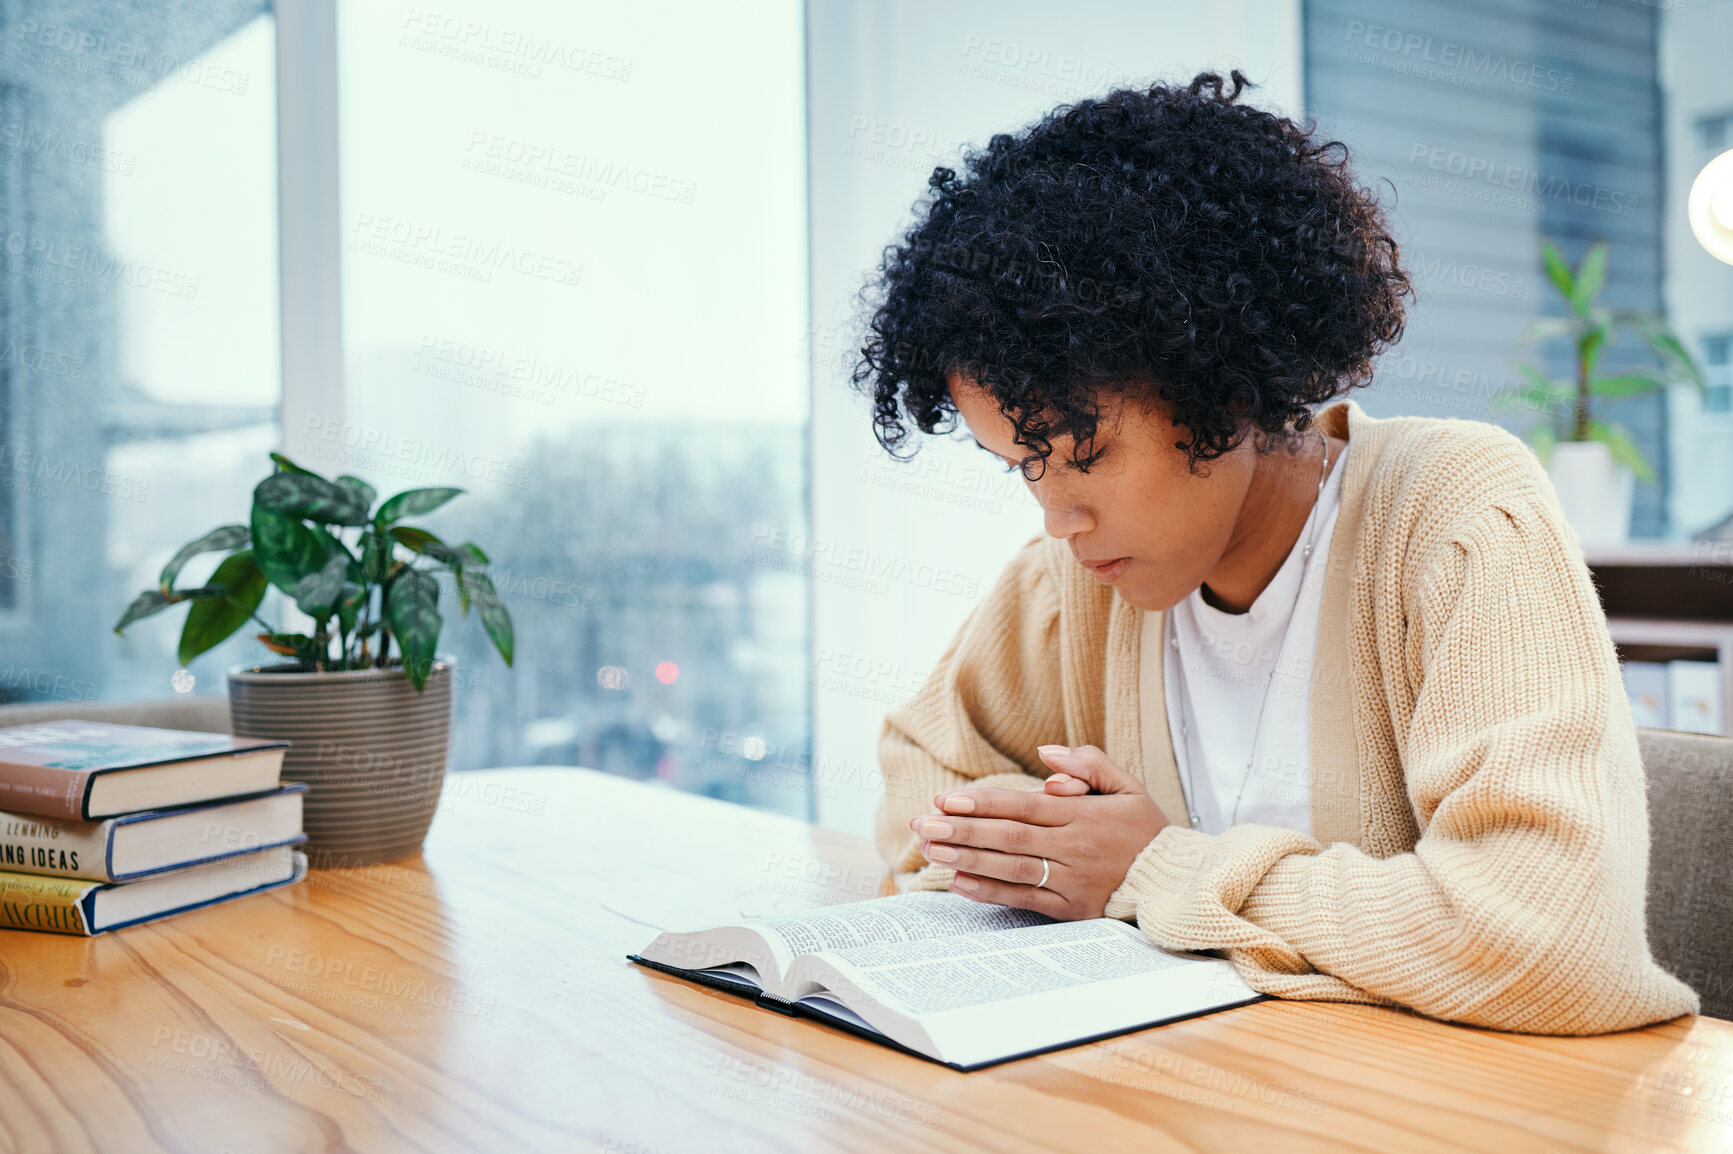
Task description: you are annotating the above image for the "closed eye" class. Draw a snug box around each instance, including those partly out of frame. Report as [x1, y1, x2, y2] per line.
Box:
[969, 437, 1022, 471]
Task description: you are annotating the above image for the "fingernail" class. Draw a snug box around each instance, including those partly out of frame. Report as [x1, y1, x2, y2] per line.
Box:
[1048, 772, 1073, 783]
[924, 842, 958, 862]
[951, 875, 979, 892]
[915, 817, 953, 839]
[1037, 744, 1071, 759]
[941, 794, 974, 813]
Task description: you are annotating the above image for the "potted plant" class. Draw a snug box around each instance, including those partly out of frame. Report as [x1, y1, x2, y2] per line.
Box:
[114, 453, 514, 865]
[1497, 238, 1703, 546]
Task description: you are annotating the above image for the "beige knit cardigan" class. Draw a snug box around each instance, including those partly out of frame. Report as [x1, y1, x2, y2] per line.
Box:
[874, 399, 1699, 1035]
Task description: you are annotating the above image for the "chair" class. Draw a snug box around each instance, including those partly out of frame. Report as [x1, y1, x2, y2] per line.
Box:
[0, 697, 232, 734]
[1639, 726, 1733, 1021]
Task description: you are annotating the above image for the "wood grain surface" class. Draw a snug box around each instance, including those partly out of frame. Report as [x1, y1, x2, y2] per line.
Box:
[0, 766, 1727, 1154]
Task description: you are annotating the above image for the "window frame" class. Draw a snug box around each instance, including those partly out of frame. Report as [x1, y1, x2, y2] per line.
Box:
[275, 0, 346, 457]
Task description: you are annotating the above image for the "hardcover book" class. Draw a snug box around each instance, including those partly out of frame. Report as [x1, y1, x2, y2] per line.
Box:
[0, 721, 289, 820]
[630, 890, 1267, 1070]
[0, 785, 307, 882]
[0, 845, 307, 936]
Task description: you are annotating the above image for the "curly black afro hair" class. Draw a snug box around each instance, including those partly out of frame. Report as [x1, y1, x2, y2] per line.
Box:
[851, 70, 1412, 477]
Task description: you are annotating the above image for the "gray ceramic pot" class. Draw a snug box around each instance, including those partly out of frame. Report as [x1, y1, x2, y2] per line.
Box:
[227, 656, 455, 867]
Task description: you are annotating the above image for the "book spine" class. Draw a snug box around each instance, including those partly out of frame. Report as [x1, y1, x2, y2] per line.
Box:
[0, 870, 95, 935]
[0, 811, 111, 881]
[0, 760, 90, 820]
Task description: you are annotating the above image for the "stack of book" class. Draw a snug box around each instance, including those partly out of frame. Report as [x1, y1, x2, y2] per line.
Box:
[0, 720, 308, 936]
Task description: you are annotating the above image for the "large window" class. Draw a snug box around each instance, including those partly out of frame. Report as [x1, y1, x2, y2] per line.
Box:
[335, 1, 812, 813]
[0, 5, 279, 706]
[3, 0, 1726, 829]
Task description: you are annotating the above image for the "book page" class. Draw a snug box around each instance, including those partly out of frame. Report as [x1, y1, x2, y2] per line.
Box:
[800, 919, 1258, 1067]
[750, 891, 1051, 959]
[813, 919, 1192, 1017]
[636, 923, 792, 986]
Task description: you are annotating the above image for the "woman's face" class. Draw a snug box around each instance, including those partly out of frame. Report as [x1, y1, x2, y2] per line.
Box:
[948, 375, 1257, 612]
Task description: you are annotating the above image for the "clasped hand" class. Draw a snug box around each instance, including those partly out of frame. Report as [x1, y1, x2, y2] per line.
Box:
[908, 744, 1169, 919]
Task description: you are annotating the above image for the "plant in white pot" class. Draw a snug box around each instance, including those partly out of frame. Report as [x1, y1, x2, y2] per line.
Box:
[113, 453, 515, 866]
[1497, 238, 1703, 546]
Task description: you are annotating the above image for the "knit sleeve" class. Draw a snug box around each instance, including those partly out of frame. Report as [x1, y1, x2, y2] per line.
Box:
[874, 533, 1066, 895]
[1101, 496, 1700, 1035]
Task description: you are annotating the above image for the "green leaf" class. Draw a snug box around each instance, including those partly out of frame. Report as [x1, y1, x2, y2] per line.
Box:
[1586, 420, 1657, 483]
[337, 582, 365, 639]
[388, 526, 443, 553]
[1517, 363, 1555, 391]
[385, 569, 443, 691]
[1590, 374, 1664, 399]
[292, 549, 349, 619]
[250, 504, 327, 595]
[309, 523, 354, 560]
[115, 589, 176, 633]
[115, 584, 233, 634]
[422, 541, 483, 570]
[335, 474, 377, 511]
[1579, 325, 1608, 380]
[1493, 387, 1561, 413]
[464, 570, 514, 667]
[1529, 424, 1557, 468]
[255, 471, 371, 527]
[1541, 239, 1575, 305]
[270, 452, 317, 476]
[158, 525, 250, 593]
[1497, 365, 1572, 413]
[461, 543, 489, 565]
[375, 487, 464, 525]
[1569, 242, 1607, 313]
[1632, 319, 1705, 390]
[361, 527, 391, 583]
[179, 551, 267, 666]
[310, 524, 364, 587]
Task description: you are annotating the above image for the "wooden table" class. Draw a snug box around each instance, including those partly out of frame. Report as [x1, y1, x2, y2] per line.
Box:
[2, 767, 1730, 1153]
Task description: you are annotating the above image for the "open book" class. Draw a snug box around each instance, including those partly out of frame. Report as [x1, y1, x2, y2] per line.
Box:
[629, 890, 1267, 1070]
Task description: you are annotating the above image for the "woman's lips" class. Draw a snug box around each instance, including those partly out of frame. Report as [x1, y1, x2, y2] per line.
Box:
[1081, 557, 1131, 582]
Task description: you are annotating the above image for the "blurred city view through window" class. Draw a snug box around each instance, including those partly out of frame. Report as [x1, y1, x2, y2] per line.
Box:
[334, 1, 813, 814]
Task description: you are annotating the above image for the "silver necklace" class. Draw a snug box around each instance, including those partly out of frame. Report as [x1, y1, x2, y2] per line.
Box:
[1167, 433, 1333, 830]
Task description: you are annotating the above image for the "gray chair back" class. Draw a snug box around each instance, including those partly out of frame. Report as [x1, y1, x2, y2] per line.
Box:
[1640, 726, 1733, 1021]
[0, 697, 232, 735]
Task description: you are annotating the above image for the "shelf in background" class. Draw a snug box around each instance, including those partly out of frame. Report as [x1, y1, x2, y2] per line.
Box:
[1587, 548, 1733, 734]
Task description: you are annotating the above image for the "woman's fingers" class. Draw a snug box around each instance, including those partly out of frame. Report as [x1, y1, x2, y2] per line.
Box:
[932, 785, 1068, 824]
[949, 871, 1069, 915]
[1044, 772, 1090, 796]
[922, 840, 1049, 887]
[909, 812, 1047, 855]
[1035, 744, 1143, 794]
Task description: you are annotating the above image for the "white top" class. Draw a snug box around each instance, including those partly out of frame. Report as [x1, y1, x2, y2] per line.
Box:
[1140, 443, 1349, 837]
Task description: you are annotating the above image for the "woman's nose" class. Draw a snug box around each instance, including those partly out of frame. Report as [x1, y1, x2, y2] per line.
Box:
[1034, 481, 1092, 538]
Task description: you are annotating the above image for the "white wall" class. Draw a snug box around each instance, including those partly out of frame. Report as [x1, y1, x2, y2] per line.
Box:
[805, 0, 1305, 834]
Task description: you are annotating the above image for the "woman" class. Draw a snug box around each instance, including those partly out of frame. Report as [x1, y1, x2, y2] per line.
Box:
[853, 71, 1697, 1035]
